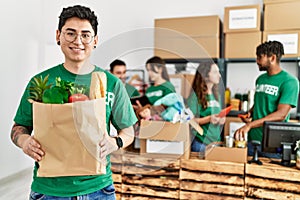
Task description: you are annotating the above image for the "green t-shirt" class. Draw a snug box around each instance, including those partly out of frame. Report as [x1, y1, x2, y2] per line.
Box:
[249, 70, 299, 142]
[187, 93, 222, 145]
[125, 83, 140, 98]
[145, 81, 176, 105]
[14, 64, 137, 197]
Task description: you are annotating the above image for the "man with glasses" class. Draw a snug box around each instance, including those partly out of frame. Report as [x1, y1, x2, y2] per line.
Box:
[11, 5, 137, 200]
[110, 59, 140, 98]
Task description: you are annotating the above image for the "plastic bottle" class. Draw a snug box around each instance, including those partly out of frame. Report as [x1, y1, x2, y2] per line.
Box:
[248, 89, 255, 111]
[225, 88, 231, 107]
[241, 93, 248, 112]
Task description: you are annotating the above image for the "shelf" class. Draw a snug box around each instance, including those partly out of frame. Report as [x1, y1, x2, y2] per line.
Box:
[164, 58, 221, 64]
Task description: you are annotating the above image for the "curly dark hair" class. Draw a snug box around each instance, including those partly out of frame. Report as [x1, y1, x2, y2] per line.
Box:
[58, 5, 98, 36]
[191, 61, 219, 110]
[256, 41, 284, 63]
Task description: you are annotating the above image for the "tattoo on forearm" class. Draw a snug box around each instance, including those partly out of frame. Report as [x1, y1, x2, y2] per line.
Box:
[11, 124, 33, 147]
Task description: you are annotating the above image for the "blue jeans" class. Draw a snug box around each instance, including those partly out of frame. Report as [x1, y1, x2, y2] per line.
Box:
[29, 184, 116, 200]
[191, 138, 206, 152]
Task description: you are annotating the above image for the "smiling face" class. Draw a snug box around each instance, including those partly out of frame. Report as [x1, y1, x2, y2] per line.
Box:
[139, 108, 151, 119]
[56, 17, 98, 64]
[111, 65, 127, 84]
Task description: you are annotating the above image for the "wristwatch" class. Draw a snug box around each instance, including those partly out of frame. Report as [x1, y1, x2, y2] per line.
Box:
[115, 136, 123, 149]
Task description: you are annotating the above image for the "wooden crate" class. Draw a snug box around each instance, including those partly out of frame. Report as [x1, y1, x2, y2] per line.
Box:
[180, 159, 245, 199]
[110, 150, 123, 199]
[245, 158, 300, 199]
[122, 152, 180, 199]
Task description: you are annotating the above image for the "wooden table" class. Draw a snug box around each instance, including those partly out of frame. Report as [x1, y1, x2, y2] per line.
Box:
[111, 151, 300, 200]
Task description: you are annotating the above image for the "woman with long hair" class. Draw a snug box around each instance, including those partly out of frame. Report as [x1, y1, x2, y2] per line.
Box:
[145, 56, 176, 105]
[187, 61, 225, 152]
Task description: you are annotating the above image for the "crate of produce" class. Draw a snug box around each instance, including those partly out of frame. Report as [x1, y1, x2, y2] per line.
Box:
[122, 152, 180, 199]
[180, 158, 245, 199]
[245, 158, 300, 199]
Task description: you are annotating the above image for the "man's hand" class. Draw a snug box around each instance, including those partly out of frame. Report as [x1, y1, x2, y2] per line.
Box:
[21, 135, 44, 162]
[132, 100, 142, 110]
[99, 133, 118, 160]
[11, 123, 44, 162]
[234, 124, 251, 141]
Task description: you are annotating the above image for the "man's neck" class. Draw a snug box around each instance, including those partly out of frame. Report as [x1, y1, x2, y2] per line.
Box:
[63, 61, 95, 75]
[268, 63, 282, 76]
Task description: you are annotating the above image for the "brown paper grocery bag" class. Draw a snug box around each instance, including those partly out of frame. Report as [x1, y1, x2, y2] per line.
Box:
[33, 98, 107, 177]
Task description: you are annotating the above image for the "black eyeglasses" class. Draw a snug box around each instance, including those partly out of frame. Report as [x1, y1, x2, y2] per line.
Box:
[62, 31, 94, 44]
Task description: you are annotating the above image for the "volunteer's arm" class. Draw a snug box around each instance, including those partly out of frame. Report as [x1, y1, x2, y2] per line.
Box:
[195, 114, 225, 125]
[234, 104, 291, 141]
[10, 123, 44, 162]
[100, 126, 134, 159]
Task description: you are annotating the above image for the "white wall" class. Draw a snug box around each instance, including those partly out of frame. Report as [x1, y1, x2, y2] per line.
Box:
[0, 0, 263, 180]
[0, 0, 43, 180]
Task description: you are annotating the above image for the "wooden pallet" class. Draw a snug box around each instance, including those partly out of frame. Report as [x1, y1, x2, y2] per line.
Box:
[111, 150, 123, 200]
[180, 159, 245, 199]
[245, 158, 300, 200]
[122, 152, 180, 199]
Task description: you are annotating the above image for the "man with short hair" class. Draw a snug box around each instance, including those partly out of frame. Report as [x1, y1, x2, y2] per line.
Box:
[110, 59, 140, 98]
[11, 5, 137, 199]
[234, 40, 299, 157]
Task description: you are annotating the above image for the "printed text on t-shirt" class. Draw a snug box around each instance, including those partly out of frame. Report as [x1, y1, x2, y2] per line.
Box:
[256, 84, 278, 96]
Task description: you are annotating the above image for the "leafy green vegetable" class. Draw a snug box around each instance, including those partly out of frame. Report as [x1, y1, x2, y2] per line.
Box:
[28, 74, 52, 102]
[42, 86, 66, 104]
[28, 75, 89, 104]
[70, 84, 89, 96]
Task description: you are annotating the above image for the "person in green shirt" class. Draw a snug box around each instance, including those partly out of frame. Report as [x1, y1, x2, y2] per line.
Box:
[10, 5, 137, 199]
[109, 59, 140, 98]
[234, 41, 299, 158]
[145, 56, 176, 105]
[187, 61, 225, 152]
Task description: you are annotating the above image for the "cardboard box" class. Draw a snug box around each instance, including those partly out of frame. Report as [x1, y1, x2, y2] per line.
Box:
[264, 0, 297, 4]
[224, 4, 261, 33]
[155, 15, 221, 59]
[169, 74, 195, 99]
[139, 120, 190, 159]
[155, 15, 220, 37]
[205, 145, 247, 163]
[263, 30, 300, 57]
[155, 35, 220, 59]
[224, 117, 243, 139]
[225, 31, 262, 58]
[264, 0, 300, 31]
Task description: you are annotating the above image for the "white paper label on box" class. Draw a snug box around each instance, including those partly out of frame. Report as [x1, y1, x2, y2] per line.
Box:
[146, 140, 184, 154]
[229, 8, 257, 29]
[267, 34, 298, 54]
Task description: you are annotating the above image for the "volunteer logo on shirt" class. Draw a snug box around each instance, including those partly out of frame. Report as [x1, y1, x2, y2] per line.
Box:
[147, 90, 163, 97]
[106, 91, 115, 106]
[256, 84, 279, 96]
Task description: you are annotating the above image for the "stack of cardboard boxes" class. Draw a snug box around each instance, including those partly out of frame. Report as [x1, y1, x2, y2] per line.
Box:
[263, 0, 300, 57]
[154, 15, 221, 59]
[224, 4, 262, 59]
